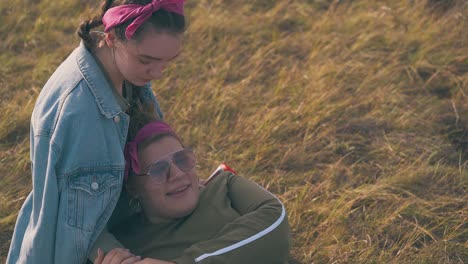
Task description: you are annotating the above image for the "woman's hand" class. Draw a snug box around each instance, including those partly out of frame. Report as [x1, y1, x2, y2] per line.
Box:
[94, 248, 142, 264]
[135, 258, 175, 264]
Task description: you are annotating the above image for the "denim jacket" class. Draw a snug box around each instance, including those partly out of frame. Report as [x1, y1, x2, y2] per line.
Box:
[7, 42, 163, 264]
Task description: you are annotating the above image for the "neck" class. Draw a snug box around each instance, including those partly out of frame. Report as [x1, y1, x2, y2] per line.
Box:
[93, 37, 124, 95]
[144, 212, 174, 225]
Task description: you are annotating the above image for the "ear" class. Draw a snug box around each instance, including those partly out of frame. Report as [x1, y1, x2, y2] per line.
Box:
[105, 32, 117, 48]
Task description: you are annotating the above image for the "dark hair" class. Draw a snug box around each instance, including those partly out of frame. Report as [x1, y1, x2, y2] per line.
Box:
[127, 101, 183, 150]
[127, 100, 161, 142]
[78, 0, 186, 49]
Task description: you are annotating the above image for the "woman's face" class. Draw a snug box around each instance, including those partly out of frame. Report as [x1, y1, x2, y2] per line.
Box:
[128, 136, 199, 221]
[113, 29, 183, 86]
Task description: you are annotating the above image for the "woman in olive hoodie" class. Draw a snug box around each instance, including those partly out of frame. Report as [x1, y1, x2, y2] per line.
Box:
[94, 119, 291, 264]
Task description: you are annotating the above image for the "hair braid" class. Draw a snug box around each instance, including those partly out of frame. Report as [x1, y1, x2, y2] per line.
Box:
[77, 0, 115, 49]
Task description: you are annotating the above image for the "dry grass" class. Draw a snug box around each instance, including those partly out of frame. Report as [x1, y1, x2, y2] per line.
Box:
[1, 0, 467, 263]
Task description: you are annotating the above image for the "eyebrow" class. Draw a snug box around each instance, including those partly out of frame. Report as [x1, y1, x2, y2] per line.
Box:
[138, 52, 181, 61]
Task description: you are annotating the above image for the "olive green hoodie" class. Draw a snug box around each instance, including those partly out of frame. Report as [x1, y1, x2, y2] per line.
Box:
[111, 171, 290, 264]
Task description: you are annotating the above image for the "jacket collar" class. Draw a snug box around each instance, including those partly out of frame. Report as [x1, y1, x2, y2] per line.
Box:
[75, 41, 122, 119]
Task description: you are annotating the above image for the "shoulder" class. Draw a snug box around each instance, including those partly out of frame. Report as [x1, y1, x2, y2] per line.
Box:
[203, 171, 234, 187]
[200, 171, 233, 197]
[32, 45, 118, 136]
[32, 77, 98, 136]
[38, 45, 86, 100]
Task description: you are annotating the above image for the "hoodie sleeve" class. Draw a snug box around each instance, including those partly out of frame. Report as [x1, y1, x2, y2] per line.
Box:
[87, 227, 125, 262]
[172, 173, 291, 264]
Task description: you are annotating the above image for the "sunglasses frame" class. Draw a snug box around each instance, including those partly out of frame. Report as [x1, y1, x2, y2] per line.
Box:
[135, 148, 196, 184]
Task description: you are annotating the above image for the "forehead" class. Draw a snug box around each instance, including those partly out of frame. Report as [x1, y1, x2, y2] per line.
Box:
[139, 136, 183, 165]
[129, 31, 183, 60]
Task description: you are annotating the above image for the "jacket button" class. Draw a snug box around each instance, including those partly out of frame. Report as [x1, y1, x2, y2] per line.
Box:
[114, 116, 121, 123]
[91, 182, 99, 190]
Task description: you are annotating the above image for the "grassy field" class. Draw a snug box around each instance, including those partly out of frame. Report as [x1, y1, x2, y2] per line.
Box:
[0, 0, 467, 263]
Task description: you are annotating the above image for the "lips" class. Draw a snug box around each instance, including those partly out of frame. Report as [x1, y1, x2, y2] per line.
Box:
[166, 184, 191, 196]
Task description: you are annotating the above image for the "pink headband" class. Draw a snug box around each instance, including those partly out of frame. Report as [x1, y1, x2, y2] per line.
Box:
[124, 121, 177, 181]
[102, 0, 185, 39]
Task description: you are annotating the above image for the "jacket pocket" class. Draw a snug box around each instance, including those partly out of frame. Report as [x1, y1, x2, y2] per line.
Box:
[67, 171, 122, 232]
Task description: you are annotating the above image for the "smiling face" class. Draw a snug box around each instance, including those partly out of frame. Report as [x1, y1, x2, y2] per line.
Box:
[127, 135, 200, 222]
[113, 29, 183, 86]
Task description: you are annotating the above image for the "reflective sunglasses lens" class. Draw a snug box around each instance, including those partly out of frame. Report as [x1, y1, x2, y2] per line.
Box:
[174, 150, 196, 171]
[148, 162, 170, 182]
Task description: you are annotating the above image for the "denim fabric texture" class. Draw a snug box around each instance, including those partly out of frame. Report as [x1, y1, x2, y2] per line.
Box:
[7, 42, 163, 264]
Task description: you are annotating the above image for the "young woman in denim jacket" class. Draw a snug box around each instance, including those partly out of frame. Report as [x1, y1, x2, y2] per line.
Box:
[7, 1, 186, 263]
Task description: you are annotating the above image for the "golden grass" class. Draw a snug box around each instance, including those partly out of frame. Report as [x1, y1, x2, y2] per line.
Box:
[0, 0, 467, 263]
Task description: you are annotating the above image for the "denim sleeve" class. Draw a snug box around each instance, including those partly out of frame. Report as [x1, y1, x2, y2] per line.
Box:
[7, 134, 60, 264]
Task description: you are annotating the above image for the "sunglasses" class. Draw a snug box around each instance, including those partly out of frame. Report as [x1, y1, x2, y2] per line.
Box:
[135, 148, 196, 184]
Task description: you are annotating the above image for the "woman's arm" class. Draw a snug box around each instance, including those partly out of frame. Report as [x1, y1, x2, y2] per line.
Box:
[172, 172, 291, 264]
[7, 135, 60, 264]
[95, 248, 177, 264]
[89, 190, 136, 262]
[89, 228, 127, 262]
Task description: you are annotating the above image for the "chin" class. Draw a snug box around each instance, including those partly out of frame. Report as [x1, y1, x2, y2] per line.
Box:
[165, 207, 194, 220]
[127, 79, 150, 87]
[172, 197, 199, 218]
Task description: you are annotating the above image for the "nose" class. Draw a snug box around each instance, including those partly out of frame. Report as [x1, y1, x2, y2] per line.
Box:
[147, 62, 168, 80]
[167, 161, 185, 182]
[148, 67, 162, 80]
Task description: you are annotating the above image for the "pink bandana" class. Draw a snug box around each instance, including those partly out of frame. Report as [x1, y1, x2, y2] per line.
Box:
[124, 121, 177, 181]
[103, 0, 185, 39]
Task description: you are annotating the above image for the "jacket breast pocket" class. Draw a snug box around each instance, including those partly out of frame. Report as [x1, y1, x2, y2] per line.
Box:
[67, 171, 122, 232]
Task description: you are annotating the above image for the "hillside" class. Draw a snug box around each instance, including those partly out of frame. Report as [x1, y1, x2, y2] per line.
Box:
[0, 0, 467, 263]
